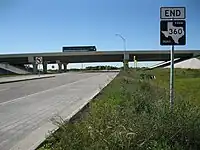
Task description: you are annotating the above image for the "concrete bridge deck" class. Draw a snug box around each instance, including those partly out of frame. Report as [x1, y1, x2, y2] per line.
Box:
[0, 50, 199, 64]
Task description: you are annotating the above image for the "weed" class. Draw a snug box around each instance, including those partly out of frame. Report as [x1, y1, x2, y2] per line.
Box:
[38, 69, 200, 150]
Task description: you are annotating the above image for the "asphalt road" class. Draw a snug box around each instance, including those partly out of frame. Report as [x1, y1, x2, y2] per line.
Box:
[0, 72, 118, 150]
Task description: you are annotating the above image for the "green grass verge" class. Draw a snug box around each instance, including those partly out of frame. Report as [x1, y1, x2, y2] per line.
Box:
[0, 74, 34, 78]
[151, 68, 200, 105]
[38, 68, 200, 150]
[0, 74, 22, 78]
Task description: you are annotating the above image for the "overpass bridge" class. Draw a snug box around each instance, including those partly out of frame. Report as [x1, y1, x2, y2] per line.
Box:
[0, 50, 200, 74]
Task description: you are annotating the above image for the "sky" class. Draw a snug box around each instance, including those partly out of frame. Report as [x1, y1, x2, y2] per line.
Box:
[0, 0, 200, 68]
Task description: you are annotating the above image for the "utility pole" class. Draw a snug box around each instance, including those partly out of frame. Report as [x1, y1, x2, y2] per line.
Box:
[115, 34, 127, 70]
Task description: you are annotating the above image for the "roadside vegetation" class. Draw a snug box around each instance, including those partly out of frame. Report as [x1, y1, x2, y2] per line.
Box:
[38, 68, 200, 150]
[0, 74, 25, 78]
[85, 66, 119, 70]
[48, 65, 120, 73]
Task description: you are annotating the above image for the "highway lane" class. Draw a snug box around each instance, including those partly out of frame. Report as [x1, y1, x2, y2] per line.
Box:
[0, 72, 118, 150]
[0, 72, 106, 104]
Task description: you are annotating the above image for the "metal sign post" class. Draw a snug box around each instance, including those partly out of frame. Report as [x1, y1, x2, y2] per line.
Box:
[170, 45, 174, 108]
[35, 57, 43, 77]
[38, 65, 41, 77]
[160, 7, 186, 108]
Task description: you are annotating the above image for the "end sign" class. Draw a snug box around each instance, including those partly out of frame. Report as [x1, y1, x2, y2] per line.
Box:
[160, 7, 186, 45]
[160, 7, 185, 19]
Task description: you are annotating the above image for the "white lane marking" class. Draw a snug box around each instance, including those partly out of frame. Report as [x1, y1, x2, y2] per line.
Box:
[0, 73, 105, 106]
[0, 88, 10, 92]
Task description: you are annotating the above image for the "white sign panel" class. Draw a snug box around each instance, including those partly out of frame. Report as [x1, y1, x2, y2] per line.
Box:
[160, 7, 185, 19]
[35, 57, 43, 64]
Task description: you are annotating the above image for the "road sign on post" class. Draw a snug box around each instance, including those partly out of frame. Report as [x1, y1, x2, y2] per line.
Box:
[160, 20, 186, 45]
[35, 57, 43, 64]
[35, 57, 43, 76]
[133, 56, 137, 68]
[160, 7, 185, 19]
[160, 7, 186, 109]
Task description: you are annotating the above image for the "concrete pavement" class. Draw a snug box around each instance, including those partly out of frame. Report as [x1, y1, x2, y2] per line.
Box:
[0, 72, 118, 150]
[0, 74, 55, 84]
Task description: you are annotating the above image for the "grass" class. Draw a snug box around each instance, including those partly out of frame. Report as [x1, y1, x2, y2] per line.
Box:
[0, 73, 35, 78]
[151, 68, 200, 105]
[0, 74, 22, 78]
[38, 68, 200, 150]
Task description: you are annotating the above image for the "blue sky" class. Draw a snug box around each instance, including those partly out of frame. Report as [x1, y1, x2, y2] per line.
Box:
[0, 0, 199, 68]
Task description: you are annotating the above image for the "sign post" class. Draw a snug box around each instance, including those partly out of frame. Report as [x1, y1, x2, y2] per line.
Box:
[170, 44, 174, 107]
[35, 57, 43, 76]
[160, 7, 186, 109]
[133, 56, 137, 68]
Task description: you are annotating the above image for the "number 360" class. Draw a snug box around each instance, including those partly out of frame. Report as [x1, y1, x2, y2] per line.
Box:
[169, 28, 183, 35]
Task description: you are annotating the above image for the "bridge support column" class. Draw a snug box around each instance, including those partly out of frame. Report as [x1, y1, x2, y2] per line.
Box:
[58, 62, 62, 73]
[32, 62, 38, 74]
[43, 61, 48, 74]
[63, 63, 68, 72]
[123, 60, 129, 70]
[123, 53, 129, 70]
